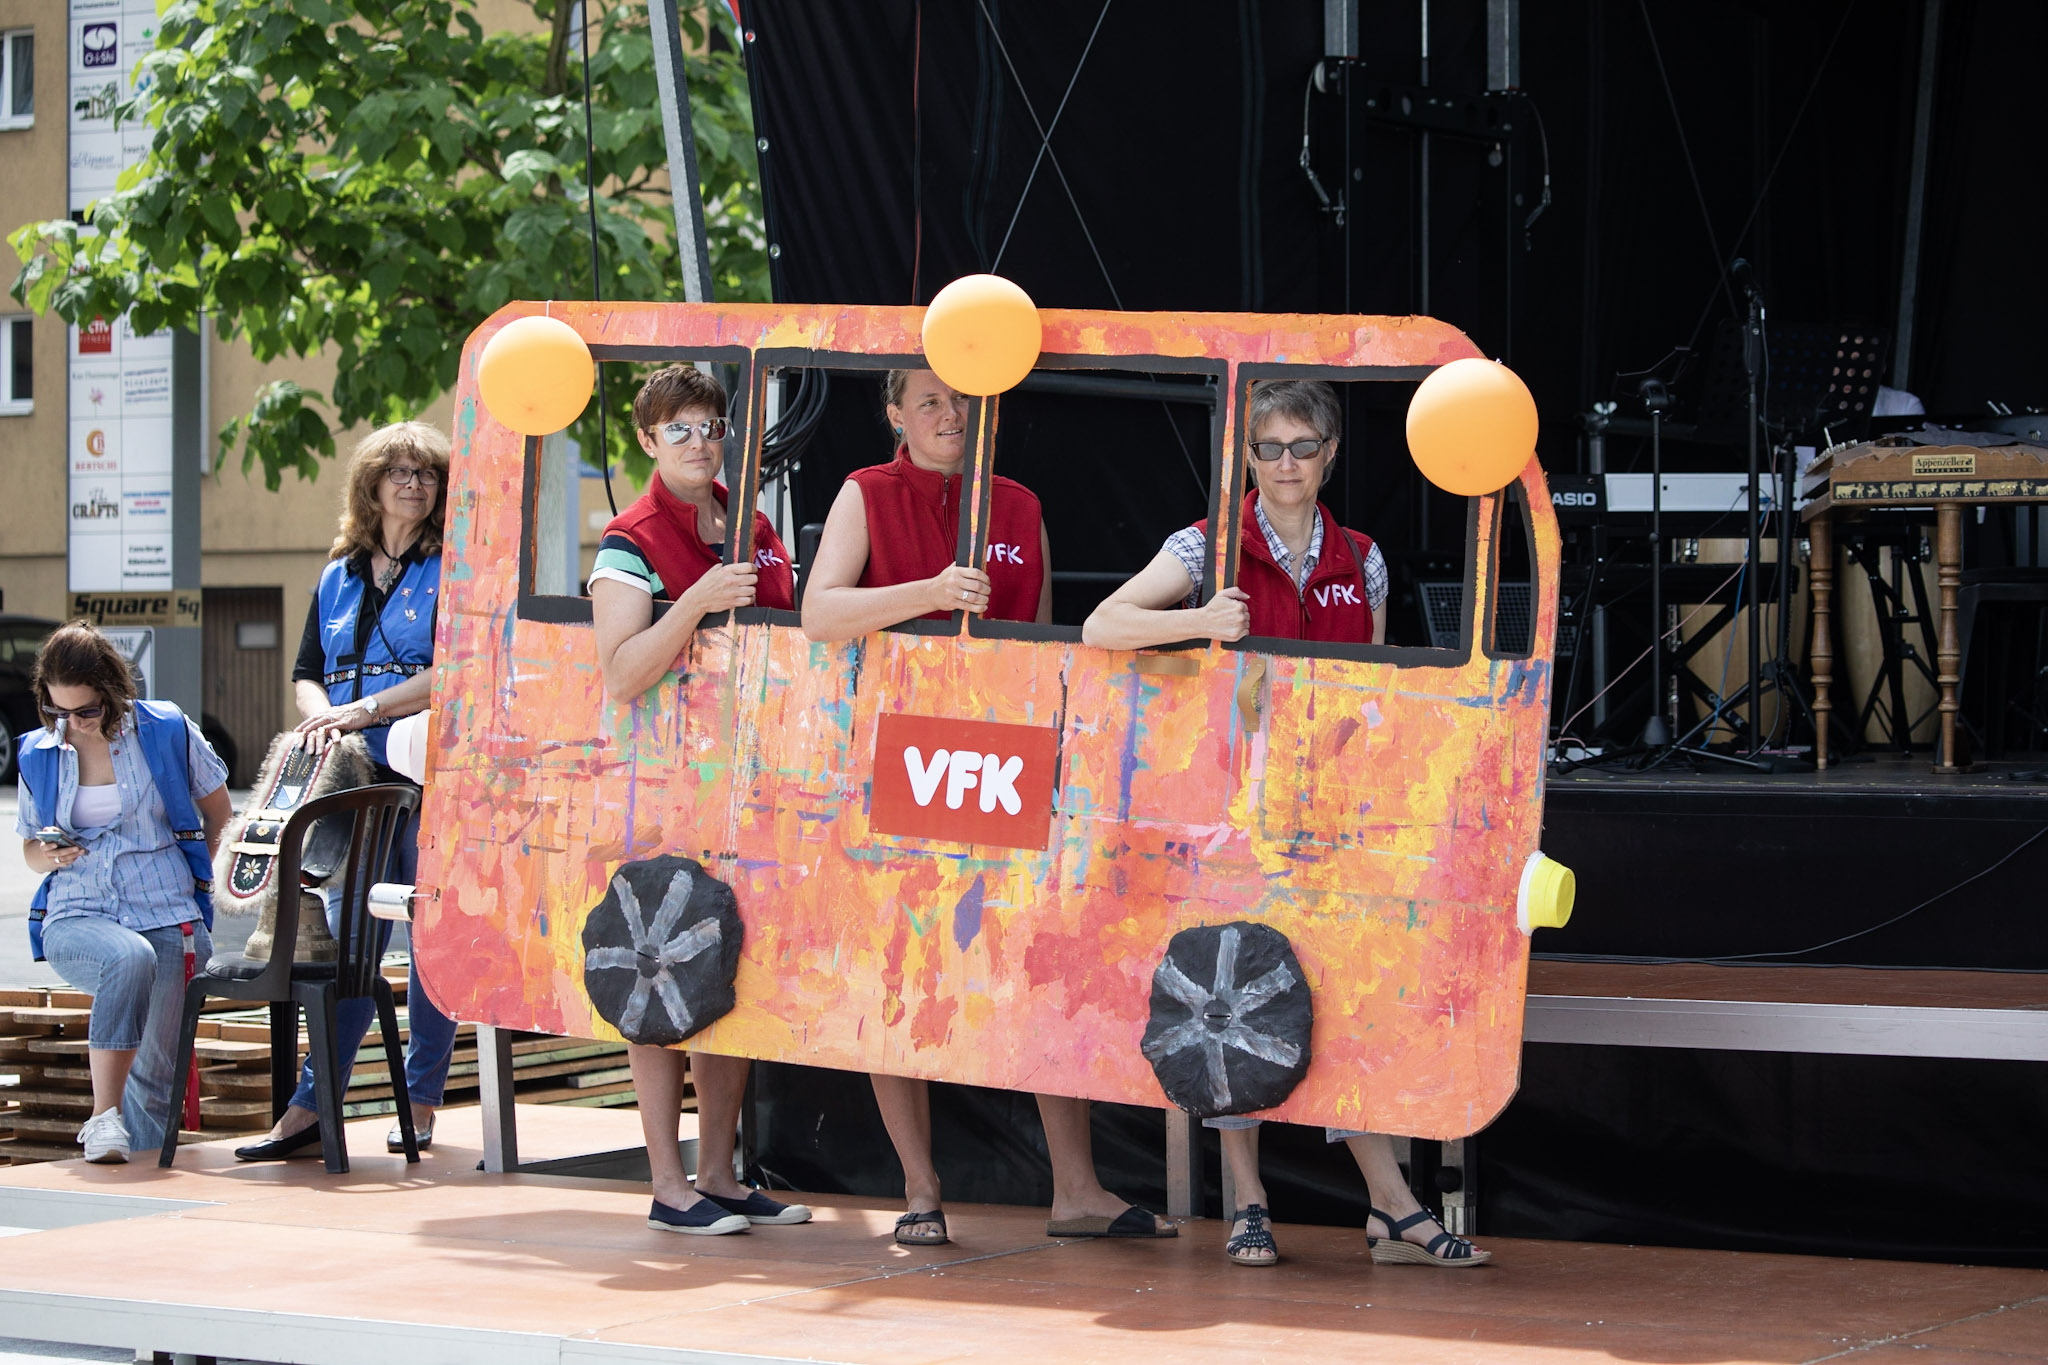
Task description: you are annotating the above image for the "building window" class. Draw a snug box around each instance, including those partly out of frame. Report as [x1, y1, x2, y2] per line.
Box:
[0, 316, 32, 414]
[0, 30, 31, 130]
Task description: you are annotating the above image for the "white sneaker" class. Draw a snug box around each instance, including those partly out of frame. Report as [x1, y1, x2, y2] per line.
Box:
[77, 1108, 131, 1164]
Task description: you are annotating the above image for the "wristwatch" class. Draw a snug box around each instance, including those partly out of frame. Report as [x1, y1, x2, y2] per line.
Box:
[359, 694, 381, 718]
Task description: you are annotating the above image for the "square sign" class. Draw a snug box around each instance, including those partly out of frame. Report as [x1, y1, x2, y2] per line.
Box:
[870, 713, 1059, 851]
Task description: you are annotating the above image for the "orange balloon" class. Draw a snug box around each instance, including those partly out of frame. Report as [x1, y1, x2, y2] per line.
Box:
[921, 274, 1042, 396]
[1405, 357, 1539, 496]
[478, 315, 595, 436]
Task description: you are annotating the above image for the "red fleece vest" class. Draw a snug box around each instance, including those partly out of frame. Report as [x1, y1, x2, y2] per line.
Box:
[605, 477, 795, 610]
[1195, 491, 1375, 643]
[849, 452, 1044, 622]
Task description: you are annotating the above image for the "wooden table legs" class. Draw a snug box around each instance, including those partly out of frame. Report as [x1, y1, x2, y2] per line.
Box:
[1936, 502, 1963, 773]
[1808, 510, 1834, 770]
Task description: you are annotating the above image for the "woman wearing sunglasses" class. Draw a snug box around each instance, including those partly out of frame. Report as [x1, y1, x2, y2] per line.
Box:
[1085, 380, 1489, 1270]
[15, 622, 232, 1162]
[588, 363, 808, 1237]
[802, 369, 1174, 1249]
[236, 421, 462, 1162]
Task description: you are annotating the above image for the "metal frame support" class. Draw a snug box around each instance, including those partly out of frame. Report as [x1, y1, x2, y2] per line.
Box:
[1323, 0, 1358, 59]
[647, 0, 717, 303]
[1892, 0, 1940, 391]
[477, 1025, 520, 1174]
[1486, 0, 1521, 91]
[1164, 1109, 1201, 1218]
[1438, 1137, 1475, 1234]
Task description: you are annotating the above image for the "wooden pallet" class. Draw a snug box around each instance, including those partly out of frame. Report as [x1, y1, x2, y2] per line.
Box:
[0, 967, 668, 1162]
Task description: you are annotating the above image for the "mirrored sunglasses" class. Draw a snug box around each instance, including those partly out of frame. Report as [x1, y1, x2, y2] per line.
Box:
[656, 417, 731, 446]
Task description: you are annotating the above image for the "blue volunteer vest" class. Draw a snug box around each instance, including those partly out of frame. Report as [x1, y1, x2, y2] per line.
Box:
[18, 699, 216, 961]
[314, 551, 440, 766]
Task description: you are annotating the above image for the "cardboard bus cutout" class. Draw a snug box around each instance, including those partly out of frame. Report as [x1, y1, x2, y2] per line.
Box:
[414, 301, 1569, 1139]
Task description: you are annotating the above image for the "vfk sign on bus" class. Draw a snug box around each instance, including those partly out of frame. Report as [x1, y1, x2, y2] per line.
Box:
[869, 714, 1059, 850]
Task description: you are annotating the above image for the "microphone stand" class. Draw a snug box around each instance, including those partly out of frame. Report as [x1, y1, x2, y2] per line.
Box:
[1552, 378, 1768, 775]
[1742, 272, 1765, 751]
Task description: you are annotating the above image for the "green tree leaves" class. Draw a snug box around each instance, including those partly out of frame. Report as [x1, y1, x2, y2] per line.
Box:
[8, 0, 765, 489]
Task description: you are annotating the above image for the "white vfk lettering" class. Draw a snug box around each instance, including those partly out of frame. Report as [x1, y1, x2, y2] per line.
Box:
[1314, 583, 1362, 607]
[904, 747, 951, 806]
[978, 753, 1024, 814]
[944, 749, 982, 809]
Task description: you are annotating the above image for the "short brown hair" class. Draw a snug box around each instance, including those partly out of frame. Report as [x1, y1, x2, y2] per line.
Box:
[32, 621, 138, 738]
[634, 365, 727, 430]
[331, 421, 451, 562]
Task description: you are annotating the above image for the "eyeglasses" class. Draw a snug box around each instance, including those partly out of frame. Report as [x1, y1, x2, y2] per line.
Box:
[385, 466, 442, 488]
[653, 417, 731, 447]
[1249, 437, 1328, 462]
[41, 702, 104, 720]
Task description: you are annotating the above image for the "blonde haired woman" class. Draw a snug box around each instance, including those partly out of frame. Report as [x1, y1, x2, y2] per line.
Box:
[236, 421, 461, 1161]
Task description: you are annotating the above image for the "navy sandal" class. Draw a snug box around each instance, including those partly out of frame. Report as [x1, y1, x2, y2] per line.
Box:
[1224, 1204, 1279, 1266]
[1368, 1206, 1492, 1267]
[894, 1208, 949, 1246]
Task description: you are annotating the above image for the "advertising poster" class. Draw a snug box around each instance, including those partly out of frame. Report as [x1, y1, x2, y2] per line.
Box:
[66, 0, 174, 592]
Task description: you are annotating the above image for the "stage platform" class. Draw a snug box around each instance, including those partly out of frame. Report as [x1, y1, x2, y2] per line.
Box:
[2, 1106, 2045, 1365]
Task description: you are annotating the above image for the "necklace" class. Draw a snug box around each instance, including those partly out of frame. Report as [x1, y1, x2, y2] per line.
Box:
[376, 532, 416, 593]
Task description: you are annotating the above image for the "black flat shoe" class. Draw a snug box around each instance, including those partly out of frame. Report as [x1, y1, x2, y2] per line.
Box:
[234, 1123, 323, 1161]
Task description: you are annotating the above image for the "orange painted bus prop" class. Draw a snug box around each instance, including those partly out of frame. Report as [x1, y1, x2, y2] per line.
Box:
[415, 301, 1569, 1140]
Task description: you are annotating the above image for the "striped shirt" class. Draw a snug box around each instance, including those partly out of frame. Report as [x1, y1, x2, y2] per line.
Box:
[1161, 501, 1389, 611]
[15, 713, 228, 931]
[589, 533, 673, 599]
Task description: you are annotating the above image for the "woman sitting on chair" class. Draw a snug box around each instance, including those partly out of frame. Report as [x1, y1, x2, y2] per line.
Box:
[15, 622, 232, 1163]
[236, 421, 462, 1161]
[1084, 378, 1489, 1270]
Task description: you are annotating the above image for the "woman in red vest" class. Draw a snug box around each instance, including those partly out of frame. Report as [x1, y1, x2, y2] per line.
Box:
[590, 364, 809, 1238]
[1084, 379, 1490, 1270]
[803, 368, 1174, 1248]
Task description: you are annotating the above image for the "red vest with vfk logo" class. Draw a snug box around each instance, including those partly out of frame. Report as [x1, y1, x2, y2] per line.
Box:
[606, 477, 795, 609]
[851, 451, 1044, 622]
[1196, 491, 1375, 644]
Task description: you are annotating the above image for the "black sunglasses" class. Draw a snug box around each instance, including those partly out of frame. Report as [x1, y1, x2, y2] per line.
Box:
[42, 702, 105, 720]
[1249, 437, 1329, 462]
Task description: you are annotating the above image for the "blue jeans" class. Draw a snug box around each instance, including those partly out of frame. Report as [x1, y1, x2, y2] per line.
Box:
[286, 809, 458, 1115]
[43, 914, 214, 1153]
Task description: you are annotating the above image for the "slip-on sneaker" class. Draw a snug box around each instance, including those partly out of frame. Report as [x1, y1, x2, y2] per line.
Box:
[648, 1197, 750, 1236]
[698, 1187, 814, 1225]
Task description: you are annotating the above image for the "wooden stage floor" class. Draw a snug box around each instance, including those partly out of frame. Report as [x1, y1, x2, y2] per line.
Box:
[2, 1105, 2044, 1365]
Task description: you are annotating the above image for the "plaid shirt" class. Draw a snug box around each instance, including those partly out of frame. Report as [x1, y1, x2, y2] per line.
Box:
[15, 713, 228, 931]
[1161, 503, 1388, 612]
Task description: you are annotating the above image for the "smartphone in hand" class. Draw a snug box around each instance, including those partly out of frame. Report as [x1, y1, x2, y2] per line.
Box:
[34, 827, 81, 850]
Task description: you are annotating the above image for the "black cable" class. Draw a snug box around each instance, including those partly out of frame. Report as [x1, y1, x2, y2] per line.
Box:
[580, 1, 616, 518]
[1635, 0, 1737, 323]
[1537, 823, 2048, 966]
[1521, 95, 1552, 247]
[1675, 0, 1862, 361]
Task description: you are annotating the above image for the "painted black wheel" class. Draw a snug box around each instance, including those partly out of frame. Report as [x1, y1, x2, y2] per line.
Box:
[581, 856, 745, 1047]
[1140, 922, 1313, 1118]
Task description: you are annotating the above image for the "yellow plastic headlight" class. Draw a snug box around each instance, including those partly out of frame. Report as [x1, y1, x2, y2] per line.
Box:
[1517, 852, 1575, 934]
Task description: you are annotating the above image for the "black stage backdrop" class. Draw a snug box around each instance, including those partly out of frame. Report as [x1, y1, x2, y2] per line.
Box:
[736, 0, 2048, 1265]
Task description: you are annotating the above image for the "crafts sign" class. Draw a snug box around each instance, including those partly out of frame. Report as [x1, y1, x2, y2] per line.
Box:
[413, 300, 1568, 1141]
[870, 714, 1060, 849]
